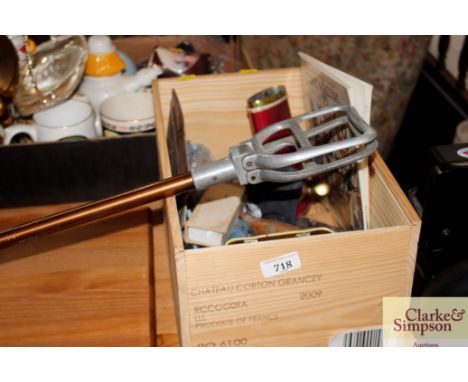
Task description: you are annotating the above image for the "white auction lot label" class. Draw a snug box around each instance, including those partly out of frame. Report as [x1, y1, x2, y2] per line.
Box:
[260, 251, 302, 278]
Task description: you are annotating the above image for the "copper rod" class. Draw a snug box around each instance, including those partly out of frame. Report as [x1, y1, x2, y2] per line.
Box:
[0, 172, 195, 249]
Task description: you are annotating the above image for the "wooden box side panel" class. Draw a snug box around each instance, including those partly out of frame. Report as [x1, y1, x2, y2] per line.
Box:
[153, 82, 190, 344]
[163, 202, 191, 345]
[369, 154, 420, 229]
[150, 202, 179, 346]
[156, 68, 306, 160]
[184, 226, 412, 346]
[369, 154, 421, 294]
[153, 82, 184, 253]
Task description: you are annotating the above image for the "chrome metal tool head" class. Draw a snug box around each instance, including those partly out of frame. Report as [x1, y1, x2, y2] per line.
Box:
[192, 104, 378, 190]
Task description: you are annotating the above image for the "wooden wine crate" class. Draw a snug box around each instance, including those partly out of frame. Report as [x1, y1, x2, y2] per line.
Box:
[152, 67, 421, 346]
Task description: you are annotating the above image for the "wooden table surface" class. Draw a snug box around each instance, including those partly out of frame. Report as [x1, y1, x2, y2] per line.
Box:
[0, 201, 179, 346]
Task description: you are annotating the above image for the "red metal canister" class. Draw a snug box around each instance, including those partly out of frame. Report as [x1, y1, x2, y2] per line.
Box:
[247, 85, 291, 143]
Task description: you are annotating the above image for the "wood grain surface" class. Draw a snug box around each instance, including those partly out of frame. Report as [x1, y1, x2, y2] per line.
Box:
[0, 202, 179, 346]
[151, 205, 179, 346]
[185, 226, 412, 346]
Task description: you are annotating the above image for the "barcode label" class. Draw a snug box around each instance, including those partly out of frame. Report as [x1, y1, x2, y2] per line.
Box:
[329, 327, 383, 347]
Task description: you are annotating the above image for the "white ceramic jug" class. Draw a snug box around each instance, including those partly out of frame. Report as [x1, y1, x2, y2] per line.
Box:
[78, 36, 162, 134]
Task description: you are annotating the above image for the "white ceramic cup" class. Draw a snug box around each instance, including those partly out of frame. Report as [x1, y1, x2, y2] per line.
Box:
[99, 92, 155, 136]
[3, 100, 96, 144]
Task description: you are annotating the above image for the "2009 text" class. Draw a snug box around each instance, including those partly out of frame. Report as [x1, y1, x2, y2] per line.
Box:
[299, 290, 323, 300]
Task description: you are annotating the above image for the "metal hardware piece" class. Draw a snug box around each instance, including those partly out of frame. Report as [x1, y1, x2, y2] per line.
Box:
[193, 104, 378, 189]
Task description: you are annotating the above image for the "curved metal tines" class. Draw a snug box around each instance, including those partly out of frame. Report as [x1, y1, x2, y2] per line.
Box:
[260, 115, 350, 155]
[247, 140, 378, 183]
[253, 104, 370, 153]
[242, 104, 378, 184]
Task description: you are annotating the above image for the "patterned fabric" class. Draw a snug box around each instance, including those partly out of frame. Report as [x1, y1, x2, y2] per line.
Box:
[241, 36, 431, 158]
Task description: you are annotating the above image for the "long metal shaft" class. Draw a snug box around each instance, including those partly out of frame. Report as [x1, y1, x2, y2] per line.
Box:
[0, 173, 194, 249]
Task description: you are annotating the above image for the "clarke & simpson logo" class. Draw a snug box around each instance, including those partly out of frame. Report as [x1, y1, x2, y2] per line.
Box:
[383, 297, 468, 347]
[393, 307, 465, 336]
